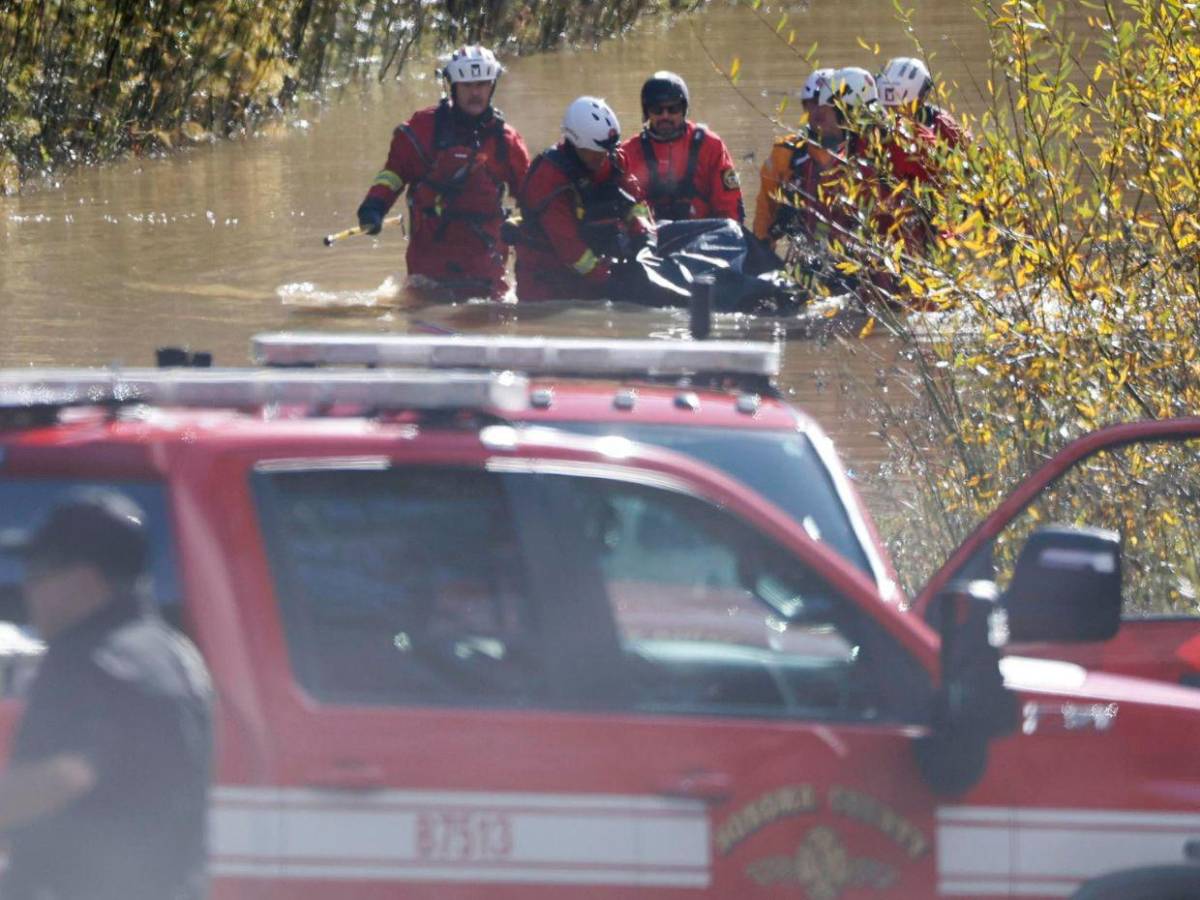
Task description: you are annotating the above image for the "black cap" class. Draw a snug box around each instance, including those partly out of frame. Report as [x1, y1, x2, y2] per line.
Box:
[0, 489, 149, 580]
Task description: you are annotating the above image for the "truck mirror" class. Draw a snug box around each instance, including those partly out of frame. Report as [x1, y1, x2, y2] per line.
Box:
[915, 580, 1018, 797]
[1003, 526, 1122, 643]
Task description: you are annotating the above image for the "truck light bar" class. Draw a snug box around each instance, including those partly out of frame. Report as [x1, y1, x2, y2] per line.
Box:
[252, 333, 780, 378]
[0, 368, 529, 413]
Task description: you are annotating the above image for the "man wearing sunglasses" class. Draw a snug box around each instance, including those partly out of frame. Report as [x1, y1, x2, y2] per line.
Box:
[620, 72, 744, 224]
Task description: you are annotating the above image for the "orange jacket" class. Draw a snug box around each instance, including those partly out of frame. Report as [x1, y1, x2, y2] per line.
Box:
[753, 127, 937, 251]
[752, 135, 864, 247]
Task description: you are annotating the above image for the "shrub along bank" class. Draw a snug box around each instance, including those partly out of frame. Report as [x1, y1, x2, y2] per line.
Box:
[0, 0, 686, 189]
[830, 1, 1198, 609]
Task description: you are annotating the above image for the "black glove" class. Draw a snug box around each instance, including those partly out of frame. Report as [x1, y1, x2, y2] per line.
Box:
[356, 198, 388, 235]
[499, 217, 523, 246]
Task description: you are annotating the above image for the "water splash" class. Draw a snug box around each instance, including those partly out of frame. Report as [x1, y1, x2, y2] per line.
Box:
[277, 275, 401, 309]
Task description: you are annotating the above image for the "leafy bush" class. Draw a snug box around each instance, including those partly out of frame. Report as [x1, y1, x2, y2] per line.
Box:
[0, 0, 685, 183]
[881, 0, 1198, 603]
[748, 0, 1199, 605]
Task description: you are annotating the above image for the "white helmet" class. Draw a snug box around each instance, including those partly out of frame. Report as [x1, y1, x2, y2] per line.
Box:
[442, 45, 502, 84]
[801, 68, 834, 102]
[561, 96, 621, 153]
[818, 66, 879, 109]
[878, 57, 933, 106]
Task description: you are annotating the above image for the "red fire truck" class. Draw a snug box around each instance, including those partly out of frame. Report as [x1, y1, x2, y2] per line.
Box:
[255, 333, 1200, 688]
[0, 342, 1196, 899]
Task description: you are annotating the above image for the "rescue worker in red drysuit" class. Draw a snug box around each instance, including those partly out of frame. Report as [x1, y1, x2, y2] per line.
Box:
[877, 57, 973, 149]
[753, 67, 936, 301]
[755, 67, 934, 252]
[513, 96, 655, 302]
[355, 45, 530, 300]
[619, 72, 744, 223]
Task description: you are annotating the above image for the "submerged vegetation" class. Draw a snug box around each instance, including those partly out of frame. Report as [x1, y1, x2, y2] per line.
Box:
[0, 0, 682, 186]
[749, 0, 1199, 608]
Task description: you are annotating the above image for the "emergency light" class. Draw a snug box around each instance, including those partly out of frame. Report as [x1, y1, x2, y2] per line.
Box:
[251, 333, 780, 379]
[0, 368, 529, 413]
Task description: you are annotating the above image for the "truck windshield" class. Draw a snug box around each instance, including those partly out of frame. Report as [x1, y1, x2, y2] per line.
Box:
[542, 423, 873, 577]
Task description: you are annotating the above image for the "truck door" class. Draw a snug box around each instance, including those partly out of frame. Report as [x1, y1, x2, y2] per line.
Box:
[513, 464, 944, 897]
[238, 453, 948, 898]
[243, 460, 727, 899]
[915, 419, 1200, 685]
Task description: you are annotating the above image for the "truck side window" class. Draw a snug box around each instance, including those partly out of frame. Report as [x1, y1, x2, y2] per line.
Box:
[253, 468, 542, 708]
[548, 477, 904, 722]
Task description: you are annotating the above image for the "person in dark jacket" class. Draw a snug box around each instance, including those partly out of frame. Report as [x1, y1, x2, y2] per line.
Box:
[0, 489, 213, 900]
[356, 45, 531, 300]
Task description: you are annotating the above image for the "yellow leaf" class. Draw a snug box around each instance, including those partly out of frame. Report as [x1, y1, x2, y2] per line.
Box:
[856, 36, 871, 51]
[730, 57, 741, 81]
[858, 317, 877, 339]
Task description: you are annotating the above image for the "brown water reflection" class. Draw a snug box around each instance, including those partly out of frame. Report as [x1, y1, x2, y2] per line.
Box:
[0, 0, 988, 479]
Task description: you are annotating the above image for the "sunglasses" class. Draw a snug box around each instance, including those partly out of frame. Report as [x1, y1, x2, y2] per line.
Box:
[649, 103, 684, 116]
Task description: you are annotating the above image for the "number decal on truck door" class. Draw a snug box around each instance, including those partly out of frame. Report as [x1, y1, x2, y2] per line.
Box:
[416, 810, 514, 862]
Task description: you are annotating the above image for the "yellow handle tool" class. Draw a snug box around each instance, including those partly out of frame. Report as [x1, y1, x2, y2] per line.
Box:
[323, 214, 406, 246]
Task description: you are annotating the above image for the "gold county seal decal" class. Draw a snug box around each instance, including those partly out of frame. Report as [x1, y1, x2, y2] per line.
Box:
[744, 826, 896, 899]
[722, 168, 740, 190]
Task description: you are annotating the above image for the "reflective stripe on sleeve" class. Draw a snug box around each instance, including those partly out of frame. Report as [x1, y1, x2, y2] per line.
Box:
[372, 169, 404, 192]
[625, 202, 651, 222]
[573, 248, 599, 275]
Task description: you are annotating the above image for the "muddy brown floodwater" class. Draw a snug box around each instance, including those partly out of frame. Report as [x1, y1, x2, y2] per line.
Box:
[0, 0, 991, 487]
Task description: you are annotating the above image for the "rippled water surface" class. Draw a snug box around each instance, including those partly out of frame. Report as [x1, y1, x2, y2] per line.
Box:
[0, 0, 992, 477]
